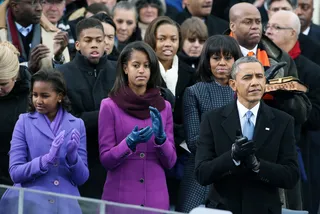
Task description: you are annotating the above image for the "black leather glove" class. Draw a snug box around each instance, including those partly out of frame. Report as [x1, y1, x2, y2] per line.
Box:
[244, 155, 260, 172]
[231, 130, 255, 162]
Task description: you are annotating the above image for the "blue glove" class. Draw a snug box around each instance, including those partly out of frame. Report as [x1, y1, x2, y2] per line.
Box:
[126, 126, 153, 151]
[149, 106, 166, 145]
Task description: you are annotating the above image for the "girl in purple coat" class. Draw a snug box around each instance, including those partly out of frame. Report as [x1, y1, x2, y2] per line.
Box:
[98, 41, 177, 210]
[0, 69, 89, 214]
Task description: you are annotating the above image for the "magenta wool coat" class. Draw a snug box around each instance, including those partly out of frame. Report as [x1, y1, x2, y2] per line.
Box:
[0, 112, 89, 214]
[98, 98, 177, 210]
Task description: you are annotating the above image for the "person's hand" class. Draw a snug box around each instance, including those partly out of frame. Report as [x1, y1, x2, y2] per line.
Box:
[149, 106, 166, 145]
[231, 131, 255, 161]
[28, 44, 50, 73]
[244, 155, 260, 172]
[66, 129, 80, 165]
[53, 31, 68, 60]
[40, 130, 65, 170]
[126, 126, 153, 151]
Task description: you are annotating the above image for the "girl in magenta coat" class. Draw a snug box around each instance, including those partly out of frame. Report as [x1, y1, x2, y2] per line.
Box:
[98, 41, 177, 210]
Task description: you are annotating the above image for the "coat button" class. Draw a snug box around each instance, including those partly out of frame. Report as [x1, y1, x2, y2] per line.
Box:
[48, 199, 55, 204]
[140, 153, 145, 158]
[53, 180, 59, 186]
[140, 204, 144, 207]
[139, 178, 144, 183]
[53, 162, 58, 167]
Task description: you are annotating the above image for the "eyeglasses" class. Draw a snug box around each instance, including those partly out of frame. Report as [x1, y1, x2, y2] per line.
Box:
[264, 25, 293, 32]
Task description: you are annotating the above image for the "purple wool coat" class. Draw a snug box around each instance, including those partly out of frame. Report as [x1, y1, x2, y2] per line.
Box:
[0, 111, 89, 214]
[98, 98, 177, 210]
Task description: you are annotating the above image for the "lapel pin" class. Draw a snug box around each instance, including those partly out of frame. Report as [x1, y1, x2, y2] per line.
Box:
[265, 127, 270, 131]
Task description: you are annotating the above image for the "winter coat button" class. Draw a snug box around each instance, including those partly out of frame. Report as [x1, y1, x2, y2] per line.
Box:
[54, 180, 59, 186]
[139, 178, 144, 183]
[140, 153, 145, 158]
[48, 199, 55, 204]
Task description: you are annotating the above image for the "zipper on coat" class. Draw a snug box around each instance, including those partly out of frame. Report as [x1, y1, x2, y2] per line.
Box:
[94, 69, 97, 78]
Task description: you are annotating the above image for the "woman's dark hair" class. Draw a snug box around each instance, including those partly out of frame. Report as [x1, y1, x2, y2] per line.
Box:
[29, 69, 71, 112]
[144, 16, 181, 50]
[135, 0, 164, 21]
[92, 13, 117, 32]
[197, 35, 242, 82]
[86, 3, 110, 16]
[109, 41, 161, 96]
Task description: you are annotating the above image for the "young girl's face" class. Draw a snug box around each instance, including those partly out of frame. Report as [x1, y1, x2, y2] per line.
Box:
[32, 81, 62, 115]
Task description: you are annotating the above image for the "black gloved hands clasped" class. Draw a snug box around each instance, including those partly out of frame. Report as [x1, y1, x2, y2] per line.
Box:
[231, 130, 256, 162]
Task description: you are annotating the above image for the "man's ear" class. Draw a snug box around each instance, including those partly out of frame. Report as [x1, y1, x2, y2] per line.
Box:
[75, 41, 80, 51]
[10, 1, 18, 11]
[229, 78, 237, 92]
[230, 22, 236, 32]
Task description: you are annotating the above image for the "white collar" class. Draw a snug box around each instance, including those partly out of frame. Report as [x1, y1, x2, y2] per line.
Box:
[240, 45, 258, 57]
[303, 26, 311, 36]
[158, 55, 179, 73]
[159, 55, 179, 96]
[237, 99, 260, 121]
[15, 22, 33, 37]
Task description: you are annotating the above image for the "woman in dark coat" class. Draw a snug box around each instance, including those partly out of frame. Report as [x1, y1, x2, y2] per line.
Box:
[144, 16, 196, 207]
[0, 42, 30, 189]
[176, 35, 242, 212]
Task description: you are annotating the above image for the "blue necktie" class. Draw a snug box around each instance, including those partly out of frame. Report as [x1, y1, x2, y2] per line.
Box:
[243, 111, 254, 140]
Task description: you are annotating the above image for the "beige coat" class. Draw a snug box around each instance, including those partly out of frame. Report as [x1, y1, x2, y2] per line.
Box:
[0, 0, 70, 69]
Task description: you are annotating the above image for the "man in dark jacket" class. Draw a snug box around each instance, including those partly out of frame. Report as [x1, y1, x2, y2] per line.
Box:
[57, 18, 116, 199]
[174, 0, 228, 36]
[266, 10, 320, 214]
[195, 57, 299, 214]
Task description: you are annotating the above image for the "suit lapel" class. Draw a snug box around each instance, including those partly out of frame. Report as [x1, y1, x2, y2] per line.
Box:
[31, 112, 55, 140]
[221, 101, 242, 143]
[253, 102, 274, 149]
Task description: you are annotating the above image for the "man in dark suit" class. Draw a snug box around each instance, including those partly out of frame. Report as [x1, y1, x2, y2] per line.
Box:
[195, 56, 299, 214]
[296, 0, 320, 41]
[174, 0, 228, 36]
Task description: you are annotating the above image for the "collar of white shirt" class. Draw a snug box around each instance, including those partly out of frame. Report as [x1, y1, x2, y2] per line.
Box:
[15, 22, 33, 37]
[237, 100, 260, 126]
[159, 55, 179, 96]
[303, 26, 311, 36]
[240, 45, 258, 57]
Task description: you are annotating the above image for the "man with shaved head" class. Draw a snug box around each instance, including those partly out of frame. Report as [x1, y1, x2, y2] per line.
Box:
[228, 3, 297, 79]
[267, 10, 320, 214]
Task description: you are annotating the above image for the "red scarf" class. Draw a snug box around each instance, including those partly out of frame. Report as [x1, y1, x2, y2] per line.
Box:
[7, 8, 23, 54]
[110, 86, 166, 120]
[288, 41, 301, 60]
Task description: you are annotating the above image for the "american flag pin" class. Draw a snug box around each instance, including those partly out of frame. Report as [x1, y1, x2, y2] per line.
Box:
[265, 127, 270, 131]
